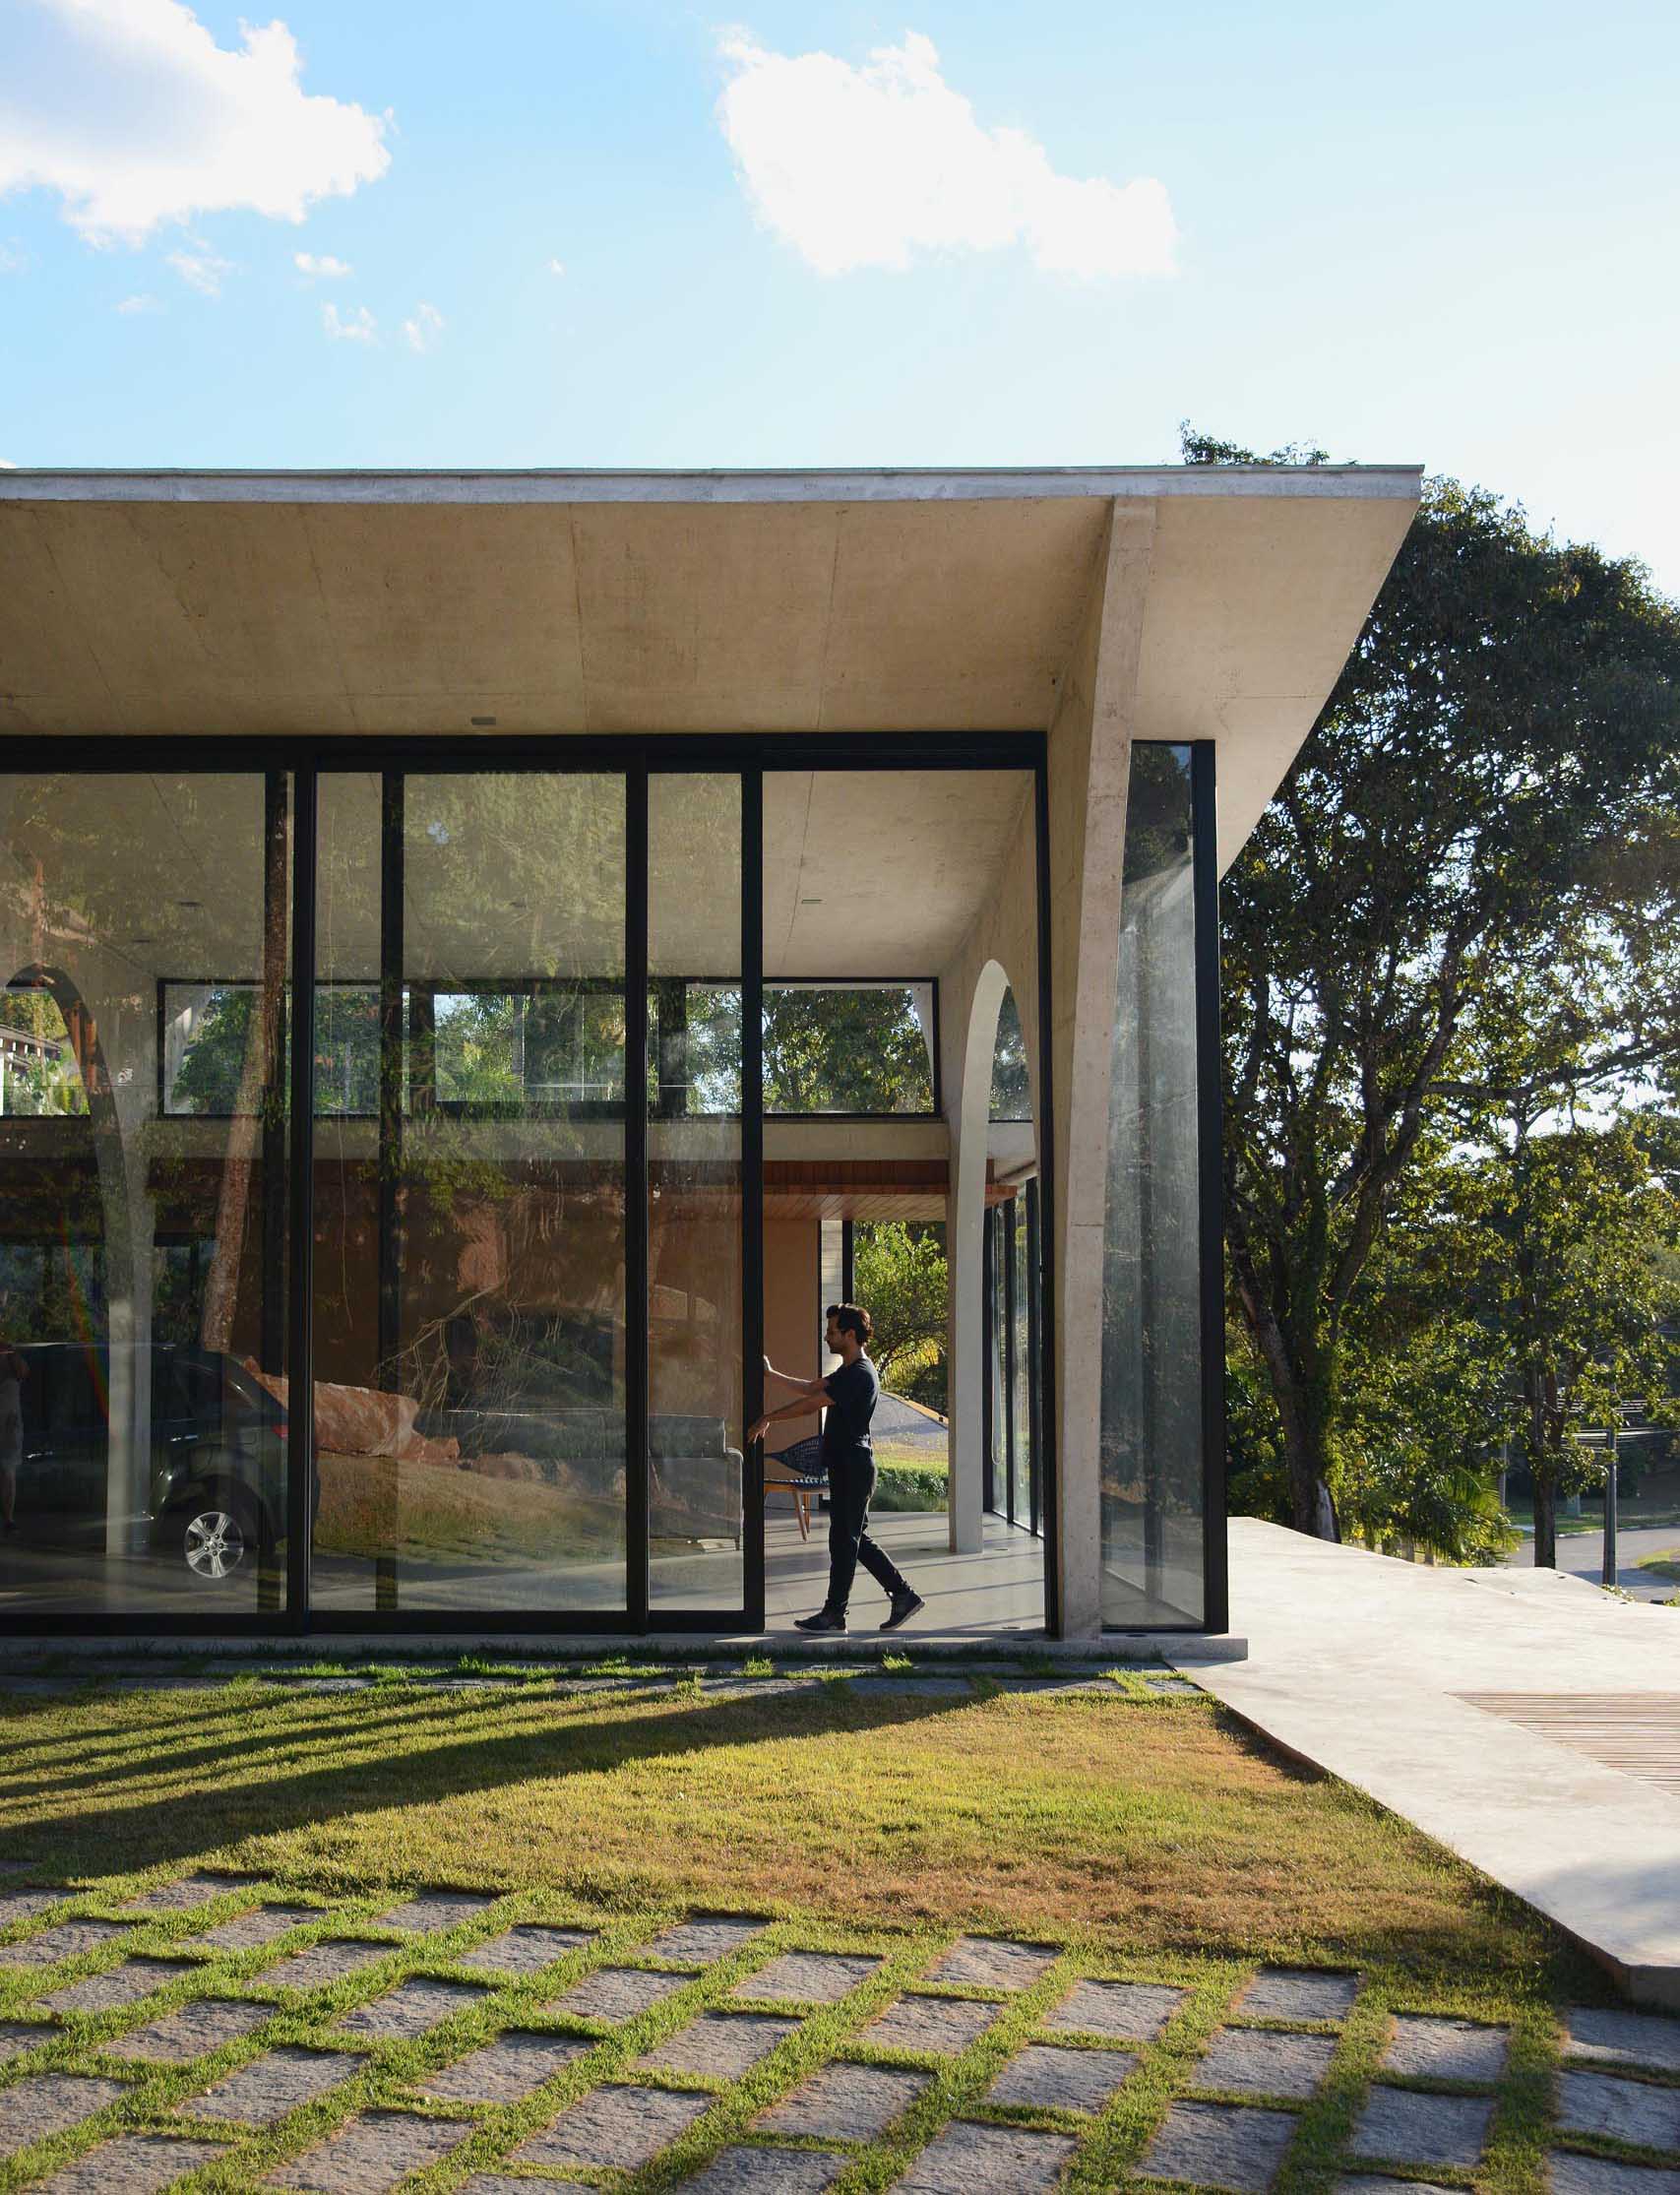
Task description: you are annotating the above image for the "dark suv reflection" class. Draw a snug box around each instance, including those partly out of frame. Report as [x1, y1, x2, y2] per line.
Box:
[12, 1344, 287, 1584]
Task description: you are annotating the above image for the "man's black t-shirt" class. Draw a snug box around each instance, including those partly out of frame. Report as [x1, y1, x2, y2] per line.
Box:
[820, 1355, 879, 1470]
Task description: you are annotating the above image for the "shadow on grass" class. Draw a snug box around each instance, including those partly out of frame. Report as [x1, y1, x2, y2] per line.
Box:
[0, 1681, 979, 1884]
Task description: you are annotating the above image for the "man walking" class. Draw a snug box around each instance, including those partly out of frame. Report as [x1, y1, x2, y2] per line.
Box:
[750, 1301, 924, 1635]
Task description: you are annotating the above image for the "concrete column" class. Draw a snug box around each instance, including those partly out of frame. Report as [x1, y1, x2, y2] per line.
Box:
[945, 958, 1009, 1555]
[1044, 500, 1155, 1637]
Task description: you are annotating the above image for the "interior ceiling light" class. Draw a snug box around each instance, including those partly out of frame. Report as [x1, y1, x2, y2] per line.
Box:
[175, 900, 203, 909]
[800, 897, 823, 905]
[470, 715, 497, 727]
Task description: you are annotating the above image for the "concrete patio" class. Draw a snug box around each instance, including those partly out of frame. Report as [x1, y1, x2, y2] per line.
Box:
[1201, 1519, 1680, 2007]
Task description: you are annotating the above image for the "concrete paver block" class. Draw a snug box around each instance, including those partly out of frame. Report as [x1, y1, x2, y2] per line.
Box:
[0, 1891, 64, 1930]
[680, 2148, 845, 2192]
[372, 1891, 499, 1934]
[515, 2081, 711, 2168]
[0, 1919, 132, 1968]
[636, 2011, 801, 2078]
[864, 1994, 1004, 2053]
[1381, 2015, 1510, 2084]
[759, 2061, 929, 2140]
[987, 2040, 1136, 2111]
[733, 1951, 881, 2003]
[550, 1966, 691, 2022]
[1567, 2007, 1680, 2077]
[121, 1873, 242, 1913]
[0, 2020, 49, 2062]
[457, 2181, 592, 2194]
[645, 1915, 772, 1966]
[1195, 2027, 1337, 2101]
[0, 2074, 128, 2161]
[1043, 1978, 1185, 2039]
[1549, 2156, 1680, 2193]
[925, 1937, 1059, 1991]
[891, 2120, 1079, 2192]
[421, 2030, 590, 2101]
[266, 2109, 470, 2191]
[259, 1940, 390, 1991]
[1330, 2180, 1461, 2195]
[27, 2134, 227, 2192]
[1557, 2070, 1680, 2152]
[458, 1924, 595, 1975]
[109, 1996, 271, 2063]
[335, 1976, 490, 2040]
[184, 2045, 366, 2123]
[457, 2182, 592, 2194]
[1235, 1968, 1359, 2024]
[1348, 2086, 1493, 2167]
[1139, 2101, 1297, 2192]
[39, 1958, 182, 2016]
[183, 1907, 315, 1955]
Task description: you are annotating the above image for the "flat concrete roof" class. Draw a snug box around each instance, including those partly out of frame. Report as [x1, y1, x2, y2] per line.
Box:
[0, 464, 1421, 505]
[0, 466, 1421, 869]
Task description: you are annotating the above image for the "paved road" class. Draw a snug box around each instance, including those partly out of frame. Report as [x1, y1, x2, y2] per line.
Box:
[1502, 1521, 1680, 1601]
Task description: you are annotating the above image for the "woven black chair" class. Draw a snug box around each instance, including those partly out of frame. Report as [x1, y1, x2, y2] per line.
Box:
[764, 1435, 826, 1539]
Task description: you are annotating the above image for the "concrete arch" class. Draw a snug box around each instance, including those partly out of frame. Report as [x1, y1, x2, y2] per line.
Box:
[946, 954, 1041, 1556]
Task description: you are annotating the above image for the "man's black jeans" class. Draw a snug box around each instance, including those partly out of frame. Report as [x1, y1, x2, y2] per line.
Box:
[825, 1449, 911, 1618]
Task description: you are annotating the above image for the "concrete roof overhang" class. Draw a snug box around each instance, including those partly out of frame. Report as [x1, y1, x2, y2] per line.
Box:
[0, 466, 1420, 872]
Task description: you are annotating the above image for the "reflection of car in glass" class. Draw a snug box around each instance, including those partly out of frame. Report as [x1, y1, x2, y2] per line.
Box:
[13, 1345, 288, 1584]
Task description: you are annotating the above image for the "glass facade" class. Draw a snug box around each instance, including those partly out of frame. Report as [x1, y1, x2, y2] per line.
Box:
[0, 741, 1216, 1637]
[308, 772, 629, 1615]
[1099, 744, 1210, 1627]
[649, 775, 744, 1611]
[0, 772, 292, 1613]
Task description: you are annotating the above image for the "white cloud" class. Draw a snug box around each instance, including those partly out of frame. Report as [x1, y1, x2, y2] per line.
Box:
[0, 459, 16, 469]
[166, 239, 231, 292]
[716, 30, 1176, 281]
[546, 256, 564, 276]
[402, 299, 442, 352]
[322, 299, 374, 342]
[0, 0, 392, 246]
[294, 249, 350, 278]
[115, 289, 159, 311]
[0, 241, 26, 273]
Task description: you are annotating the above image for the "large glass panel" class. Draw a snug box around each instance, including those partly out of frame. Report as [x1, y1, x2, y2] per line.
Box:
[649, 775, 744, 1612]
[1011, 1193, 1031, 1529]
[310, 772, 628, 1613]
[1100, 745, 1205, 1626]
[987, 1207, 1008, 1516]
[762, 983, 934, 1113]
[0, 773, 291, 1614]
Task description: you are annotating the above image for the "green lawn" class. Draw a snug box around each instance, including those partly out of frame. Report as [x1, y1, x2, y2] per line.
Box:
[0, 1662, 1626, 2192]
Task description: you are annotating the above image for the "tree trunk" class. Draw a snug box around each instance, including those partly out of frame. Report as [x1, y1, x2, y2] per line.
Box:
[1278, 1393, 1340, 1541]
[1531, 1473, 1557, 1571]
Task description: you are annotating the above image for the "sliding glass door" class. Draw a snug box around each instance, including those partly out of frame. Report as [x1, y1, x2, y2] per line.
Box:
[309, 771, 631, 1615]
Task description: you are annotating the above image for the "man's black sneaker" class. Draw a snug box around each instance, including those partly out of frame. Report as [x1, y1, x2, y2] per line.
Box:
[880, 1590, 924, 1632]
[794, 1610, 846, 1633]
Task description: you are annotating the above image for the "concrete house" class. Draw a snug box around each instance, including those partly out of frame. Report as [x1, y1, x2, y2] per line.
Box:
[0, 466, 1417, 1642]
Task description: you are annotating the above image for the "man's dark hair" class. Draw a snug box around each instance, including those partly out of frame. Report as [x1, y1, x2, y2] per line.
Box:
[827, 1301, 873, 1345]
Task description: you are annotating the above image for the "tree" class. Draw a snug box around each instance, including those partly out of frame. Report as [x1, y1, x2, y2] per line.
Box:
[852, 1221, 949, 1405]
[1196, 426, 1680, 1539]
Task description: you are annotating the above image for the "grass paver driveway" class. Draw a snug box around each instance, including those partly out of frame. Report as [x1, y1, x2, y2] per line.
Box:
[0, 1651, 1674, 2191]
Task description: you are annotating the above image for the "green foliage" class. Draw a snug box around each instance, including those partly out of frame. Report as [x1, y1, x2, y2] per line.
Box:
[989, 985, 1031, 1119]
[1193, 422, 1680, 1551]
[852, 1221, 949, 1406]
[762, 986, 932, 1113]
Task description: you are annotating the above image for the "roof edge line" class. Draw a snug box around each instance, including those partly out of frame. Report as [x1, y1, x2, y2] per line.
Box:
[0, 465, 1425, 508]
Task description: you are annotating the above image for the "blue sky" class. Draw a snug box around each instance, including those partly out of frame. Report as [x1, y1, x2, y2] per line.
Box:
[3, 0, 1679, 594]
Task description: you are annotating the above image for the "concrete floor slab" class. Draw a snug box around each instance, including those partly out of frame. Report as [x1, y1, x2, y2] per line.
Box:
[1198, 1522, 1680, 2007]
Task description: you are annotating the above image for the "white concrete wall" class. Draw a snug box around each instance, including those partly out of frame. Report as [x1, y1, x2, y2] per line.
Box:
[935, 501, 1156, 1633]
